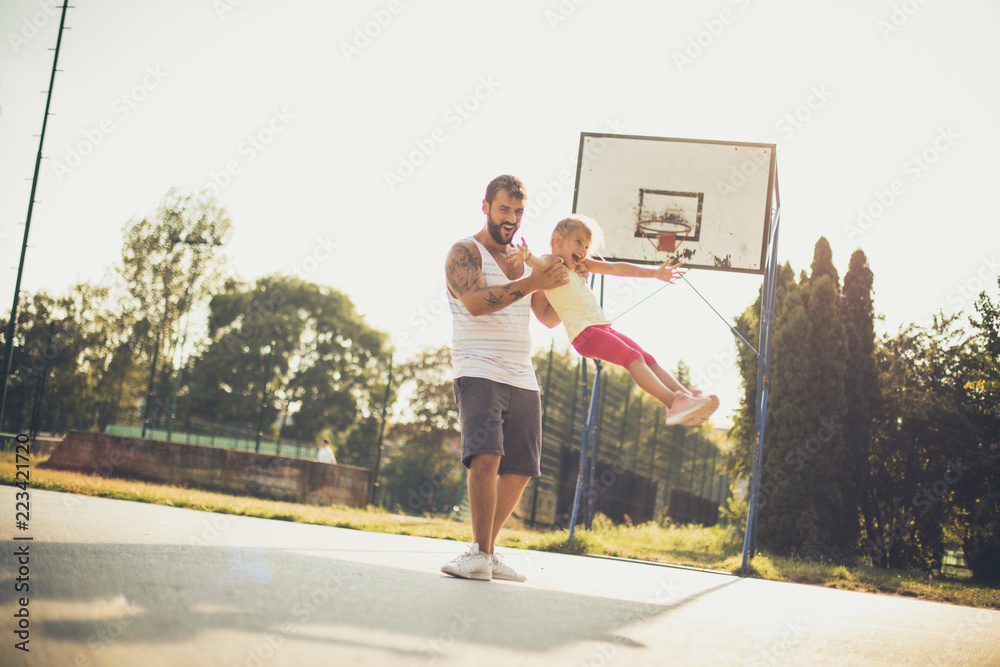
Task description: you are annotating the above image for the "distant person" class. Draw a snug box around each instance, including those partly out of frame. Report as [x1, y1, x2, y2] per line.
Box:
[515, 214, 718, 426]
[440, 174, 569, 583]
[317, 439, 335, 464]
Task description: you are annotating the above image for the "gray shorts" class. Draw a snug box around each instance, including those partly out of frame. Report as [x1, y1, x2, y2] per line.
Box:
[453, 376, 541, 477]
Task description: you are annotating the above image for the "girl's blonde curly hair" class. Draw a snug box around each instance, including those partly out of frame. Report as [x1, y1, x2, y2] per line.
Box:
[550, 214, 605, 255]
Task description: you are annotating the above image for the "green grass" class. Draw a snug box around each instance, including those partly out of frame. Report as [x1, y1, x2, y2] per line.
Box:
[3, 452, 997, 610]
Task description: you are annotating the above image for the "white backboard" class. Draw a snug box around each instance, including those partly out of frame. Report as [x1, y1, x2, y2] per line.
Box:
[572, 133, 777, 274]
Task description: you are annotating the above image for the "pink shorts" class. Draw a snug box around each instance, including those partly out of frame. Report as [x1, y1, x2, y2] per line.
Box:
[571, 324, 657, 369]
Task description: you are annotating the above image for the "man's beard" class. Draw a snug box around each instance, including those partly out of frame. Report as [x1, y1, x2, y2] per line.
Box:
[487, 218, 516, 245]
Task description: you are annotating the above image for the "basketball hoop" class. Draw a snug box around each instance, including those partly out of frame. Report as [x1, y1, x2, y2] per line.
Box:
[636, 219, 692, 252]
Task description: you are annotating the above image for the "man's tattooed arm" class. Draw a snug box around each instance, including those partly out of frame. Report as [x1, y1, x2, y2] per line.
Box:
[483, 284, 526, 306]
[446, 243, 481, 297]
[446, 242, 531, 315]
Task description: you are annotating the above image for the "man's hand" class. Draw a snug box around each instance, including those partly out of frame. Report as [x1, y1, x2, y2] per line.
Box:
[530, 257, 569, 291]
[653, 261, 685, 284]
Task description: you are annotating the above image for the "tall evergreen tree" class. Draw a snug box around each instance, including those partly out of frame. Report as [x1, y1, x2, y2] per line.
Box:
[801, 274, 850, 556]
[809, 236, 839, 290]
[731, 240, 853, 560]
[841, 250, 879, 554]
[729, 261, 797, 482]
[754, 287, 820, 554]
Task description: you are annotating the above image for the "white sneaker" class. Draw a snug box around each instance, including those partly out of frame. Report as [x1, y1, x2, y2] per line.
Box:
[491, 552, 526, 582]
[441, 543, 492, 581]
[666, 393, 718, 426]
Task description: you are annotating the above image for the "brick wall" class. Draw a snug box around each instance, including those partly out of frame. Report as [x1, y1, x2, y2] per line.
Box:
[41, 430, 371, 508]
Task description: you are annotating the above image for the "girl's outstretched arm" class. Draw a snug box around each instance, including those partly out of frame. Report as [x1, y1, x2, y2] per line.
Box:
[581, 257, 684, 283]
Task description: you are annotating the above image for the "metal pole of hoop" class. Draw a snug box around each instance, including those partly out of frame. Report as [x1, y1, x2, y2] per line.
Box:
[741, 205, 781, 574]
[568, 275, 606, 539]
[568, 359, 589, 541]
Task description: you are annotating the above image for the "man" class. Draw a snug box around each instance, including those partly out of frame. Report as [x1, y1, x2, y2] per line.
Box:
[317, 438, 335, 464]
[441, 174, 568, 582]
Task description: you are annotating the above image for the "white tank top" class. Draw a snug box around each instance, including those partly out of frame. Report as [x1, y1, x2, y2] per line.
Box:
[448, 237, 538, 391]
[544, 271, 609, 342]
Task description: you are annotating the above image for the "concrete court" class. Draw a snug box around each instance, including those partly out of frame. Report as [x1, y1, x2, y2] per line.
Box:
[1, 489, 998, 667]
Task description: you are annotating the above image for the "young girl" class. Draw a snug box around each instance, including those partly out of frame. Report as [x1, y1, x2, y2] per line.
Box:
[518, 214, 718, 427]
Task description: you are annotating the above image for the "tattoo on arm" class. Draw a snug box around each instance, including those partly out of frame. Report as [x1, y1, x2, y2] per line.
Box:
[447, 244, 482, 296]
[447, 243, 527, 310]
[481, 283, 526, 307]
[483, 289, 504, 306]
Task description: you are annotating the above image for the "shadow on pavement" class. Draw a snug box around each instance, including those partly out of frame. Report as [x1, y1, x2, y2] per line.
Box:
[10, 540, 739, 654]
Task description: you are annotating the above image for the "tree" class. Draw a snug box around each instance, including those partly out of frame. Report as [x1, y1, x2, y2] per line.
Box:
[752, 288, 820, 555]
[116, 188, 232, 407]
[864, 316, 978, 570]
[808, 236, 839, 290]
[1, 285, 114, 433]
[841, 250, 880, 556]
[731, 240, 852, 560]
[182, 274, 390, 444]
[729, 261, 797, 482]
[800, 274, 850, 555]
[378, 345, 464, 514]
[955, 278, 1000, 581]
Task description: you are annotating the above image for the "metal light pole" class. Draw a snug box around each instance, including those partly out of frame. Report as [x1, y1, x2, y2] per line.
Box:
[0, 3, 71, 432]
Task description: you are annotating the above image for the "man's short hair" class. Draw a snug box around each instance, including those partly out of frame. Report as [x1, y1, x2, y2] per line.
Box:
[485, 174, 526, 205]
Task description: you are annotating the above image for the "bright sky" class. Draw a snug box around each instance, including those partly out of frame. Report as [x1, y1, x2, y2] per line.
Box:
[2, 0, 999, 428]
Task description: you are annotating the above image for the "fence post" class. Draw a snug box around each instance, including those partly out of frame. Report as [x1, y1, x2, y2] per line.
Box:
[369, 356, 393, 507]
[531, 340, 556, 528]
